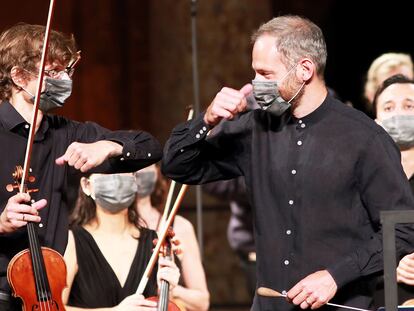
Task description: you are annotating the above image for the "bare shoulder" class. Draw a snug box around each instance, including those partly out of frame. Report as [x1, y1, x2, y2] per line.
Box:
[66, 230, 76, 251]
[173, 215, 195, 236]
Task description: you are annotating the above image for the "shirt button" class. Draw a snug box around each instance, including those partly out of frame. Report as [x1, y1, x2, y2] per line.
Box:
[126, 152, 131, 157]
[202, 126, 207, 131]
[288, 200, 294, 205]
[301, 123, 306, 128]
[199, 129, 204, 134]
[39, 223, 44, 228]
[291, 169, 297, 175]
[297, 140, 302, 146]
[120, 157, 125, 161]
[31, 199, 35, 204]
[147, 153, 151, 157]
[24, 124, 29, 129]
[286, 229, 292, 235]
[298, 120, 303, 124]
[282, 290, 287, 296]
[196, 134, 200, 139]
[180, 149, 184, 153]
[284, 260, 290, 265]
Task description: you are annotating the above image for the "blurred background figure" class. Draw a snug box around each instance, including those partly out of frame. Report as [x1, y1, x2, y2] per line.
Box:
[203, 177, 256, 300]
[135, 164, 210, 311]
[63, 172, 180, 311]
[364, 53, 414, 115]
[372, 74, 414, 307]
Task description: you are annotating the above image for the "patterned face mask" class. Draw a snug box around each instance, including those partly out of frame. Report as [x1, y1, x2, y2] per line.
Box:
[92, 174, 137, 213]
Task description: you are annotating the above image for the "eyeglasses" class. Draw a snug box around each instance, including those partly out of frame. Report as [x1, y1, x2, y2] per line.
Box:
[23, 50, 81, 80]
[44, 50, 82, 79]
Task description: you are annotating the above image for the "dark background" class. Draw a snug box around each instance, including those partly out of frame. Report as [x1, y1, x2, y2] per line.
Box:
[1, 1, 413, 309]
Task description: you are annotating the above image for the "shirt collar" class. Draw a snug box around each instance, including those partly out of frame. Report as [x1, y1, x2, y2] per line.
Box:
[0, 101, 50, 140]
[0, 101, 27, 131]
[292, 92, 331, 126]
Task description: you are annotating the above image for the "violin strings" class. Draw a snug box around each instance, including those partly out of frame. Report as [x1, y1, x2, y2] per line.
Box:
[28, 222, 52, 311]
[27, 222, 44, 311]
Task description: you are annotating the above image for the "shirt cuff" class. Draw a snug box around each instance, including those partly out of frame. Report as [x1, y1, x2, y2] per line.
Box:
[184, 113, 211, 144]
[326, 255, 361, 288]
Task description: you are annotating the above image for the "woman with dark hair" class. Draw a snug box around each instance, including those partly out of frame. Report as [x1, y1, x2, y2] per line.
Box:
[63, 173, 180, 311]
[135, 165, 209, 311]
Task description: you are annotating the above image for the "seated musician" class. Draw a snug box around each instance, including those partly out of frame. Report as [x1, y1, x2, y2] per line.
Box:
[135, 164, 210, 311]
[63, 172, 180, 311]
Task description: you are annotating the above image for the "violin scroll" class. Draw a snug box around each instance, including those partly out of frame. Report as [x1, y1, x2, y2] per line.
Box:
[6, 165, 38, 193]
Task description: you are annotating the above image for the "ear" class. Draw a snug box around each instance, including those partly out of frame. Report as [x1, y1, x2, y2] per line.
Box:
[297, 58, 314, 82]
[10, 66, 27, 88]
[80, 177, 92, 196]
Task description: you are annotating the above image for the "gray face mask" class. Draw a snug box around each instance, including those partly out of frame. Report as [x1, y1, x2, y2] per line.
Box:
[252, 80, 291, 116]
[381, 115, 414, 149]
[92, 175, 137, 213]
[252, 65, 304, 117]
[135, 171, 157, 197]
[38, 76, 73, 112]
[23, 76, 73, 112]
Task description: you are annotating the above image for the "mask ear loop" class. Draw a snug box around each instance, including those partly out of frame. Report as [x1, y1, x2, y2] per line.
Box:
[288, 82, 306, 104]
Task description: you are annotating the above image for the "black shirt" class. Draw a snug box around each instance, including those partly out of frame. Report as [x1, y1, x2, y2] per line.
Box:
[162, 94, 414, 310]
[0, 101, 162, 294]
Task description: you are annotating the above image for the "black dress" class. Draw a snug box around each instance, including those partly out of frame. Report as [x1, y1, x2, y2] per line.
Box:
[67, 226, 158, 308]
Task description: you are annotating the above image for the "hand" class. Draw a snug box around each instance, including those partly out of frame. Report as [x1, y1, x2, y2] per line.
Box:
[0, 193, 47, 234]
[157, 257, 180, 290]
[287, 270, 337, 309]
[204, 83, 253, 126]
[114, 294, 157, 311]
[397, 253, 414, 285]
[55, 140, 122, 172]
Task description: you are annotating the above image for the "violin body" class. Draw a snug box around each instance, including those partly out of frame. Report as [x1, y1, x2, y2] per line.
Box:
[7, 247, 67, 311]
[147, 296, 182, 311]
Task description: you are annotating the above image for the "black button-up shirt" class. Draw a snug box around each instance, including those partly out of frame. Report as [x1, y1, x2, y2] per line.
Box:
[162, 94, 414, 310]
[0, 101, 162, 294]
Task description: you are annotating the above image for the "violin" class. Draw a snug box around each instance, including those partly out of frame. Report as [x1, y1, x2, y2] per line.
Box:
[6, 166, 67, 311]
[147, 227, 182, 311]
[136, 109, 192, 310]
[5, 1, 67, 310]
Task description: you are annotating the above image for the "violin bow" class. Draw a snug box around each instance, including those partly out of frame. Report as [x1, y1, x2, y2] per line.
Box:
[19, 0, 56, 193]
[136, 184, 189, 294]
[158, 108, 194, 232]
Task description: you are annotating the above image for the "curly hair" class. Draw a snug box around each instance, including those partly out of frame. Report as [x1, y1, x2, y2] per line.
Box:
[0, 23, 77, 101]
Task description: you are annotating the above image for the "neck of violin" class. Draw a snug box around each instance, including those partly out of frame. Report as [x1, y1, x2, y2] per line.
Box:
[27, 222, 52, 302]
[157, 279, 170, 311]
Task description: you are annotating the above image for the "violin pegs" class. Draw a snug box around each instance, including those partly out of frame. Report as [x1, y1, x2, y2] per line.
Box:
[6, 184, 17, 192]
